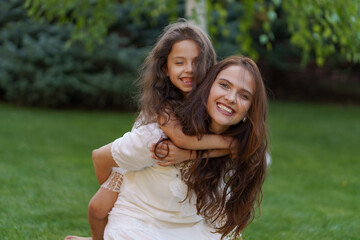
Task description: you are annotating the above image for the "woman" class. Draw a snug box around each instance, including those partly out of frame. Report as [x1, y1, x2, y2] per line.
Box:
[173, 55, 268, 239]
[102, 56, 268, 240]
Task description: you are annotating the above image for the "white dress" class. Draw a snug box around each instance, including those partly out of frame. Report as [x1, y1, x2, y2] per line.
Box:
[103, 123, 221, 240]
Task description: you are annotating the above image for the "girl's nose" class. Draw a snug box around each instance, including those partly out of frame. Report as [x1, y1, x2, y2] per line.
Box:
[185, 62, 193, 73]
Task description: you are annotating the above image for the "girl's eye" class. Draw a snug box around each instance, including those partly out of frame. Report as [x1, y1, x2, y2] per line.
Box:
[175, 62, 183, 65]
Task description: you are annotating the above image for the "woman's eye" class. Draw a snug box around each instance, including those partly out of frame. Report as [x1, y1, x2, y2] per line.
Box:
[175, 62, 183, 65]
[220, 82, 229, 89]
[239, 93, 249, 100]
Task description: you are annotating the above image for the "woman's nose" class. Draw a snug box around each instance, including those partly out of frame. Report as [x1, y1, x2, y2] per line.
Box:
[225, 91, 236, 103]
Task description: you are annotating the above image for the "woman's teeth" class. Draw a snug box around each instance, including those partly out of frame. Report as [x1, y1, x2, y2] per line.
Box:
[217, 103, 233, 114]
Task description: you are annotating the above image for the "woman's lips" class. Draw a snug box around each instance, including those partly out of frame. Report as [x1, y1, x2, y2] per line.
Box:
[216, 102, 235, 116]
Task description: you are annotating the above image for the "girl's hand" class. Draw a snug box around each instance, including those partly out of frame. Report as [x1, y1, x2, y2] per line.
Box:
[150, 140, 192, 167]
[229, 138, 239, 159]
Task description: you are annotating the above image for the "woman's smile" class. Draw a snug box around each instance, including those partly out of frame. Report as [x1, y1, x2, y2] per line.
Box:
[206, 65, 255, 134]
[216, 102, 235, 116]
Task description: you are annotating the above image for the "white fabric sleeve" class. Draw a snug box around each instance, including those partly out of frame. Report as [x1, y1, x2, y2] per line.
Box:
[111, 123, 164, 171]
[101, 167, 126, 193]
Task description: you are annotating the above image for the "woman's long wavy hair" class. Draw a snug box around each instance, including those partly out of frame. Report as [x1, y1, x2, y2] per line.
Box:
[136, 20, 216, 126]
[176, 56, 268, 239]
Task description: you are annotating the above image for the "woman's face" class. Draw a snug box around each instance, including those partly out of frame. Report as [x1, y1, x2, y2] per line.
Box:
[165, 40, 199, 94]
[206, 65, 255, 134]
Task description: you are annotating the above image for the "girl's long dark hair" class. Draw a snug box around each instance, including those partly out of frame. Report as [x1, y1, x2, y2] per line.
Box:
[136, 20, 216, 126]
[176, 56, 268, 239]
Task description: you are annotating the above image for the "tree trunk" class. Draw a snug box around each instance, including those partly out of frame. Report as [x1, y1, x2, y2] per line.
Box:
[185, 0, 207, 32]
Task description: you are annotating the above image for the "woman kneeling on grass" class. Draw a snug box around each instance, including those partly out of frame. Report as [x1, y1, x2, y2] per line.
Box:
[95, 56, 268, 240]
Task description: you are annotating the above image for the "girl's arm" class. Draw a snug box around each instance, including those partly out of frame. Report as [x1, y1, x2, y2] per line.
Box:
[159, 115, 233, 150]
[150, 140, 230, 166]
[92, 143, 118, 185]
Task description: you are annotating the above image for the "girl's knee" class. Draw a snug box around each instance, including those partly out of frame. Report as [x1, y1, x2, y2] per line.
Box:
[88, 197, 109, 220]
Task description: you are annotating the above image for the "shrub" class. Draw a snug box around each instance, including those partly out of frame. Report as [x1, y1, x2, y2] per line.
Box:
[0, 0, 154, 110]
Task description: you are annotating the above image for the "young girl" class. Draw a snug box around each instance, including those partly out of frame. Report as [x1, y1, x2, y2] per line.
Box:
[65, 20, 236, 240]
[99, 55, 268, 239]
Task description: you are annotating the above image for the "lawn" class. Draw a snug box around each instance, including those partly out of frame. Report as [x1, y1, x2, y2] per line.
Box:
[0, 101, 359, 240]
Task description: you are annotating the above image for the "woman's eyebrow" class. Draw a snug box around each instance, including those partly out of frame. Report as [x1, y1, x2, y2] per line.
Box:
[218, 78, 233, 86]
[219, 78, 253, 96]
[242, 89, 253, 97]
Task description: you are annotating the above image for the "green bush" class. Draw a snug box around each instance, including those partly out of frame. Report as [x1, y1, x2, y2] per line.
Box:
[1, 0, 358, 108]
[0, 0, 156, 109]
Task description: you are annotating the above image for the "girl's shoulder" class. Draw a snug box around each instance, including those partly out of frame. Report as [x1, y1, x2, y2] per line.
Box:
[131, 121, 165, 140]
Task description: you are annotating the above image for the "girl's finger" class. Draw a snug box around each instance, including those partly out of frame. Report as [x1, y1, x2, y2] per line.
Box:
[152, 155, 169, 161]
[154, 150, 169, 159]
[152, 155, 160, 160]
[157, 161, 173, 167]
[155, 148, 168, 154]
[151, 142, 168, 152]
[157, 143, 169, 151]
[157, 161, 168, 166]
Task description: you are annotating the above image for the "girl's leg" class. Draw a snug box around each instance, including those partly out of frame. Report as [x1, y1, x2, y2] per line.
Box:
[88, 168, 124, 240]
[88, 188, 119, 240]
[64, 188, 119, 240]
[65, 168, 124, 240]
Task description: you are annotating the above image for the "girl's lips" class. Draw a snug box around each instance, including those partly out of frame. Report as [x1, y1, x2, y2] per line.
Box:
[216, 102, 235, 116]
[180, 77, 193, 86]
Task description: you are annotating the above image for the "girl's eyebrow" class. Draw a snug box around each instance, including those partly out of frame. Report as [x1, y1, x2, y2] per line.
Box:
[171, 56, 185, 59]
[218, 78, 253, 96]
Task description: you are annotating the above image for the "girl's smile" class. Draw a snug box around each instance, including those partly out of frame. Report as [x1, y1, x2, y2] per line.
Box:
[166, 40, 199, 93]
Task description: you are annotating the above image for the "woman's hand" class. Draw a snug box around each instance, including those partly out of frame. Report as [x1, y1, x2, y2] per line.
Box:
[150, 140, 193, 167]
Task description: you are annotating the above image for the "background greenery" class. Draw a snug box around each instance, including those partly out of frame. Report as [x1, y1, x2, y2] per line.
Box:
[0, 0, 156, 109]
[0, 101, 359, 239]
[0, 1, 359, 239]
[0, 0, 359, 108]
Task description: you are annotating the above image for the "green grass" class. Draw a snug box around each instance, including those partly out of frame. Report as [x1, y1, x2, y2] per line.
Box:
[0, 104, 136, 239]
[0, 102, 359, 239]
[243, 102, 360, 240]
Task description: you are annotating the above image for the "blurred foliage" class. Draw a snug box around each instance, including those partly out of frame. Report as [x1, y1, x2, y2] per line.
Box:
[0, 0, 359, 108]
[0, 0, 168, 109]
[281, 0, 360, 66]
[24, 0, 360, 67]
[24, 0, 117, 50]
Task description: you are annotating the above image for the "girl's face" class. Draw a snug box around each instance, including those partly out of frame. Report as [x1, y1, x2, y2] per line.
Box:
[206, 65, 255, 134]
[165, 40, 200, 94]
